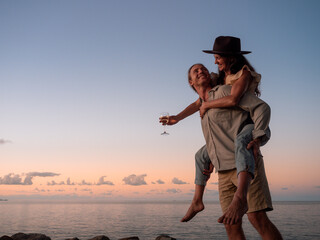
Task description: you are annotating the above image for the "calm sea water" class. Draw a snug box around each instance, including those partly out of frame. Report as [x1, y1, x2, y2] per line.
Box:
[0, 201, 319, 240]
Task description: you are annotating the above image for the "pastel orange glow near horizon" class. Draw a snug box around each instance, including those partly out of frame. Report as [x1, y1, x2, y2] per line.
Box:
[1, 0, 320, 202]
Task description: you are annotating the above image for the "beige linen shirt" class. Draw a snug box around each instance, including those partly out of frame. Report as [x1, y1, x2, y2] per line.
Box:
[201, 85, 271, 172]
[225, 65, 261, 93]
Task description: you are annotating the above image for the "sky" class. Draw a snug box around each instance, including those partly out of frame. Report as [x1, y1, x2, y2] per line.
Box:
[1, 0, 320, 202]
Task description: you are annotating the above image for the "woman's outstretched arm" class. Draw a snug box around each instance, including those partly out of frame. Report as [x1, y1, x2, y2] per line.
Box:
[160, 98, 201, 125]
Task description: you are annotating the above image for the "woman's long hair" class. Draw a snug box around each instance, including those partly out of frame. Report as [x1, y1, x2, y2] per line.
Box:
[216, 54, 261, 96]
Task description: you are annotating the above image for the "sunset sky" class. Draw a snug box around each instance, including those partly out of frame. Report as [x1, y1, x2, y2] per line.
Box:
[1, 0, 320, 202]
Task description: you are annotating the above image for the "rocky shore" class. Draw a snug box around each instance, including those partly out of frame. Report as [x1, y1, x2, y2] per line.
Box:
[0, 233, 176, 240]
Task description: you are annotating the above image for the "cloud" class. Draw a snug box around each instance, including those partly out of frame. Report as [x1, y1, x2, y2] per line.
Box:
[47, 176, 114, 186]
[0, 139, 11, 144]
[156, 179, 165, 184]
[123, 174, 147, 186]
[47, 180, 65, 186]
[79, 180, 92, 186]
[101, 191, 113, 196]
[81, 188, 92, 191]
[47, 178, 76, 186]
[172, 177, 187, 185]
[166, 188, 181, 194]
[55, 189, 65, 192]
[315, 186, 320, 189]
[80, 189, 93, 194]
[281, 187, 289, 190]
[23, 172, 60, 185]
[34, 188, 49, 192]
[0, 172, 60, 185]
[66, 178, 75, 185]
[96, 176, 114, 186]
[0, 173, 23, 185]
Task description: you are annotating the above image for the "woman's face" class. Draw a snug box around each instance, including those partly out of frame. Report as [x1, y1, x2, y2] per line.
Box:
[214, 54, 228, 72]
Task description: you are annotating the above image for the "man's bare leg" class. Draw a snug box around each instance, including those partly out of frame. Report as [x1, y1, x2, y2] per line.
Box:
[224, 220, 246, 240]
[247, 211, 283, 240]
[218, 171, 251, 224]
[181, 184, 205, 222]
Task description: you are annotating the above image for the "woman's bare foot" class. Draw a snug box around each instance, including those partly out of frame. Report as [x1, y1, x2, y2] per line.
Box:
[181, 201, 204, 222]
[218, 194, 248, 225]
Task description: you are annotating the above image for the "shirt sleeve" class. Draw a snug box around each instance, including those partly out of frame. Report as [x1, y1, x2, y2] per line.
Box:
[237, 91, 271, 145]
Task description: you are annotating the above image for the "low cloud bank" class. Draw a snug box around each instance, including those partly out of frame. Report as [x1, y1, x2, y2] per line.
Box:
[0, 172, 60, 185]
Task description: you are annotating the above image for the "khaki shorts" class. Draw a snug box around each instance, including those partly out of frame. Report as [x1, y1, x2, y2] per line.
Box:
[218, 155, 273, 213]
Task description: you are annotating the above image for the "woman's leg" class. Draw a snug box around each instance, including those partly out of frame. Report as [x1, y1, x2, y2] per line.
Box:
[235, 124, 255, 177]
[195, 145, 211, 186]
[218, 124, 254, 224]
[181, 145, 211, 222]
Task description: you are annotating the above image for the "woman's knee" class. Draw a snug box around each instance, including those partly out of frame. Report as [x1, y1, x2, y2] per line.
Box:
[195, 146, 210, 164]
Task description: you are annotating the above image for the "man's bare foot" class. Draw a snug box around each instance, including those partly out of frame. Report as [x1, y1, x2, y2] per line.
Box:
[181, 201, 204, 222]
[218, 194, 248, 225]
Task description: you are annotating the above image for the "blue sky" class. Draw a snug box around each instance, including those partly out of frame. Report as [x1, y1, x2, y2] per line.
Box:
[1, 0, 320, 201]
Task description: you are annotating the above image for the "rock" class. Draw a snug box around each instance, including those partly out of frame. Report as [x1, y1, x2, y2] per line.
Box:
[87, 236, 110, 240]
[65, 238, 80, 240]
[155, 235, 176, 240]
[118, 237, 139, 240]
[0, 236, 13, 240]
[11, 233, 51, 240]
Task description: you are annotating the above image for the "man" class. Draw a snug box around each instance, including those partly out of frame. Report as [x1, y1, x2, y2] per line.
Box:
[182, 63, 282, 239]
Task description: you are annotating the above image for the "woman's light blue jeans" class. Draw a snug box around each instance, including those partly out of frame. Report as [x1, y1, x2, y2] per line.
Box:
[194, 124, 258, 186]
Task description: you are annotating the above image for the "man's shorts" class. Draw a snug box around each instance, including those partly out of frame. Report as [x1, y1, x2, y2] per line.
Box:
[218, 154, 273, 213]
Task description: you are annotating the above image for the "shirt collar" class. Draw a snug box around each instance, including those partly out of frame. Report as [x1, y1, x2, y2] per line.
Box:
[199, 85, 221, 102]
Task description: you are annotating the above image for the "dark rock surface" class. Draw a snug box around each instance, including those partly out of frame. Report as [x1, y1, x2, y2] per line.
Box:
[87, 236, 110, 240]
[155, 235, 177, 240]
[118, 237, 139, 240]
[11, 233, 51, 240]
[0, 236, 13, 240]
[1, 233, 176, 240]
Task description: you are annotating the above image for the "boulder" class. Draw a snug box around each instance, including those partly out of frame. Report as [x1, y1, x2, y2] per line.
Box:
[118, 237, 139, 240]
[87, 236, 110, 240]
[0, 236, 13, 240]
[11, 233, 51, 240]
[155, 235, 176, 240]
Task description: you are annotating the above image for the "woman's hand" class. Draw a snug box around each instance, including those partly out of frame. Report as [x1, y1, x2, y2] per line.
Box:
[203, 162, 214, 182]
[199, 102, 209, 118]
[247, 138, 261, 162]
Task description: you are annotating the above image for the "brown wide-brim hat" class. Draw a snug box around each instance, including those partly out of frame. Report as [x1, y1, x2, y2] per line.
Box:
[203, 36, 251, 55]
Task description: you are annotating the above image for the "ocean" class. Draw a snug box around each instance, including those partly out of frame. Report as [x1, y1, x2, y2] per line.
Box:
[0, 201, 319, 240]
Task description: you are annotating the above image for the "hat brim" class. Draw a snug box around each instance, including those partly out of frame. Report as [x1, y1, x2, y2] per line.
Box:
[202, 50, 251, 55]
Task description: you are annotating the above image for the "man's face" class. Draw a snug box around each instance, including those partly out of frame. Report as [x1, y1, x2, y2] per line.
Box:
[189, 64, 210, 88]
[214, 54, 227, 72]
